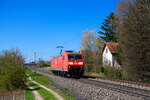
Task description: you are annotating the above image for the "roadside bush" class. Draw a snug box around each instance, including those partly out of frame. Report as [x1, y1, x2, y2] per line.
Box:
[94, 65, 103, 73]
[0, 49, 26, 92]
[8, 66, 26, 90]
[85, 64, 93, 72]
[0, 75, 9, 92]
[122, 70, 141, 81]
[103, 65, 123, 79]
[100, 66, 104, 73]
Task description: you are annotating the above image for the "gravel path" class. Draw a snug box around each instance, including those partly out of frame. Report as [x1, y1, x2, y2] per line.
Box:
[29, 86, 43, 100]
[29, 77, 64, 100]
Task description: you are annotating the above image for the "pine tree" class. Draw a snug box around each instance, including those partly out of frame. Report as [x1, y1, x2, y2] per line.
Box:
[120, 0, 150, 80]
[98, 12, 118, 42]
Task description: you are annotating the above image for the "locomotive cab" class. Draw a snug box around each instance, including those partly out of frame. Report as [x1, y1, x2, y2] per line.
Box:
[67, 54, 84, 76]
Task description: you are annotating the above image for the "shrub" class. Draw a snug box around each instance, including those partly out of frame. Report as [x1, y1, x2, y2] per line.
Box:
[100, 66, 104, 73]
[0, 49, 26, 92]
[84, 64, 93, 72]
[0, 75, 9, 92]
[0, 67, 26, 92]
[8, 66, 26, 90]
[122, 70, 141, 81]
[103, 65, 123, 79]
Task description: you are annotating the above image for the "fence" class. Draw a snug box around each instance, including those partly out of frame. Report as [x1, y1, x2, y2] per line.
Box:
[0, 90, 25, 100]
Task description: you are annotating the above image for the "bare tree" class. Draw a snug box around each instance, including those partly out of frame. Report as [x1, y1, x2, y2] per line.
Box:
[81, 30, 96, 72]
[94, 37, 104, 72]
[116, 0, 136, 36]
[115, 0, 136, 69]
[120, 0, 150, 80]
[0, 48, 24, 74]
[81, 30, 104, 73]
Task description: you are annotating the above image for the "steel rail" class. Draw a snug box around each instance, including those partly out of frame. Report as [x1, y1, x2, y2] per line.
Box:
[78, 78, 150, 99]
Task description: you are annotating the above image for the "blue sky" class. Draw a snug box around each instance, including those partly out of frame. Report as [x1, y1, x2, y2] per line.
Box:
[0, 0, 118, 62]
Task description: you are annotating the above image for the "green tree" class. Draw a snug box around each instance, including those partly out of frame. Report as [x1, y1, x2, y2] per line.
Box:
[98, 12, 118, 42]
[120, 0, 150, 80]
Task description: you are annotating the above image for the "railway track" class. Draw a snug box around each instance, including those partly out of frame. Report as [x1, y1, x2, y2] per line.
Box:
[77, 78, 150, 99]
[31, 68, 150, 100]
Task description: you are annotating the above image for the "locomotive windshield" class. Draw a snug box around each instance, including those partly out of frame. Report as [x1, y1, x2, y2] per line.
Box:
[68, 54, 82, 60]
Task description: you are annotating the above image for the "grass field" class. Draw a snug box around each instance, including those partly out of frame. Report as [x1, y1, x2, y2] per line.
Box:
[26, 69, 77, 100]
[40, 67, 52, 71]
[29, 81, 56, 100]
[90, 72, 105, 77]
[25, 85, 35, 100]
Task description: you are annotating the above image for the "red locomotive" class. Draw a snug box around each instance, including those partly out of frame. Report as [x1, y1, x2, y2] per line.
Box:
[51, 51, 84, 77]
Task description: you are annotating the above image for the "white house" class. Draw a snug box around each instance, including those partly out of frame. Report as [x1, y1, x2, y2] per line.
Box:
[102, 42, 120, 67]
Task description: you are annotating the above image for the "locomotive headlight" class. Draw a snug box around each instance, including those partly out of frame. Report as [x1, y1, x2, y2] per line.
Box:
[68, 62, 73, 65]
[78, 62, 83, 65]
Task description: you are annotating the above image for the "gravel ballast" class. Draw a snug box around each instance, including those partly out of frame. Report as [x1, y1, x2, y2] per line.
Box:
[36, 70, 147, 100]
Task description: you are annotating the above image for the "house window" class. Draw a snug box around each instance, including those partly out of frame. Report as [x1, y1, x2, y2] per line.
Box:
[106, 48, 108, 53]
[63, 56, 65, 60]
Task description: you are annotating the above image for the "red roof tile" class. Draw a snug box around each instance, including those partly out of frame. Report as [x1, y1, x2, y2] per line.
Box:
[105, 42, 118, 54]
